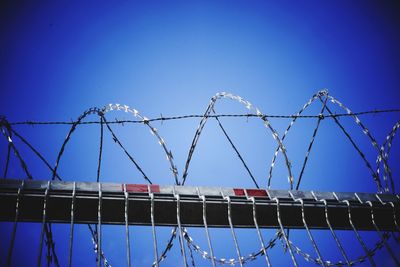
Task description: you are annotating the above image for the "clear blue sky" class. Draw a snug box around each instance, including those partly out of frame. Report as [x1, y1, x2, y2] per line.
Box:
[1, 1, 399, 266]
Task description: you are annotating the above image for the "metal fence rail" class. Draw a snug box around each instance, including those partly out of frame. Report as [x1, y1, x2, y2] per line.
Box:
[1, 179, 398, 231]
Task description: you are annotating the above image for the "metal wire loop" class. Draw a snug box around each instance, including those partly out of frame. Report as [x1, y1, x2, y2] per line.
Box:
[289, 192, 326, 267]
[221, 191, 244, 267]
[149, 185, 159, 267]
[244, 190, 272, 267]
[311, 191, 350, 266]
[272, 197, 299, 267]
[173, 187, 189, 267]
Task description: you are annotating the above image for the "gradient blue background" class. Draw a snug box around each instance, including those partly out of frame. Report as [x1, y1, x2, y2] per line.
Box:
[1, 1, 399, 266]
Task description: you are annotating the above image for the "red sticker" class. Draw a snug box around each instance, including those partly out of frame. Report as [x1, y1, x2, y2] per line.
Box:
[125, 184, 160, 193]
[234, 188, 267, 197]
[233, 188, 245, 196]
[246, 189, 267, 197]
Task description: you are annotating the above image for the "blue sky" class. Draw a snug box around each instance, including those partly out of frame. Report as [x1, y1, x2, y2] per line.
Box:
[1, 1, 400, 266]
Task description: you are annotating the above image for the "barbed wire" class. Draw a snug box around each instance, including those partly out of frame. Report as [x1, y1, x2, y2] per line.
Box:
[2, 108, 400, 126]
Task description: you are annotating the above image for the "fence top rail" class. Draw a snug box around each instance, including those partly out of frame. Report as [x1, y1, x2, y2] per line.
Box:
[1, 179, 399, 203]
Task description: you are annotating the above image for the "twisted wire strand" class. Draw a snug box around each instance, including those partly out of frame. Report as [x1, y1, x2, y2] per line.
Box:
[0, 116, 62, 180]
[9, 128, 62, 180]
[3, 130, 11, 178]
[212, 108, 259, 188]
[3, 108, 400, 126]
[321, 96, 389, 193]
[96, 117, 104, 183]
[94, 117, 104, 267]
[296, 94, 328, 190]
[268, 89, 329, 189]
[51, 107, 154, 184]
[103, 104, 179, 185]
[0, 120, 32, 179]
[182, 92, 293, 189]
[322, 101, 383, 192]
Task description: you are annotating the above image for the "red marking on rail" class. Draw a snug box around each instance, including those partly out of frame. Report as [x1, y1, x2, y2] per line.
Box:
[246, 189, 267, 197]
[234, 188, 267, 197]
[233, 189, 245, 196]
[125, 184, 160, 193]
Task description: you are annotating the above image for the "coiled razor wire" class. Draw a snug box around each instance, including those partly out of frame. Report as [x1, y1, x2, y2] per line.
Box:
[49, 104, 181, 267]
[181, 91, 294, 188]
[1, 90, 399, 266]
[376, 120, 400, 193]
